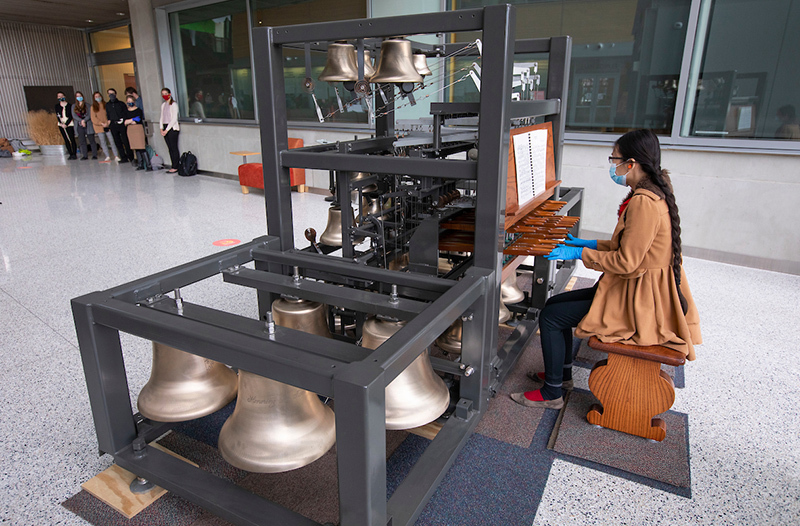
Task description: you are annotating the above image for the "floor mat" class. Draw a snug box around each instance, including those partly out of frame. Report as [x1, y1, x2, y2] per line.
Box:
[549, 389, 691, 496]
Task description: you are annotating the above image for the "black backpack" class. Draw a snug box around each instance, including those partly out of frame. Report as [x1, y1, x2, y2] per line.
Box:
[178, 151, 198, 176]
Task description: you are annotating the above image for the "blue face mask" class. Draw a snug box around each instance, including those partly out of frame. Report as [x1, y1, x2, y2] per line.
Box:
[76, 96, 83, 102]
[609, 163, 628, 186]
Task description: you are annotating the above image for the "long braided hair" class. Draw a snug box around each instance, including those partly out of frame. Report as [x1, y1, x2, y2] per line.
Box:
[616, 129, 688, 314]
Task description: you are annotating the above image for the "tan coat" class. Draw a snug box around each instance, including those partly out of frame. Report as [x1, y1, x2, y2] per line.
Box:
[90, 105, 108, 134]
[575, 180, 702, 360]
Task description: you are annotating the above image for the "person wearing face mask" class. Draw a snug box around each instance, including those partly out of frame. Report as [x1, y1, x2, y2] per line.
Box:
[90, 92, 120, 161]
[72, 91, 98, 160]
[105, 88, 135, 163]
[124, 95, 151, 171]
[511, 129, 702, 409]
[190, 89, 206, 120]
[159, 88, 181, 173]
[54, 91, 78, 160]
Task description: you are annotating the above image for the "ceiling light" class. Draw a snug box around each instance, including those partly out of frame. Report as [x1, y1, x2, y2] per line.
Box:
[117, 12, 125, 15]
[86, 19, 94, 22]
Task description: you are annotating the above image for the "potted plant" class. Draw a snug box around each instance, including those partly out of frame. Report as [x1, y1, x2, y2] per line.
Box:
[26, 110, 65, 156]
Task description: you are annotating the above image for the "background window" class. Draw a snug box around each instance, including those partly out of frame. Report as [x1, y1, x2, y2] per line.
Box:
[170, 0, 254, 121]
[250, 0, 367, 123]
[90, 26, 132, 53]
[450, 0, 691, 135]
[684, 0, 800, 141]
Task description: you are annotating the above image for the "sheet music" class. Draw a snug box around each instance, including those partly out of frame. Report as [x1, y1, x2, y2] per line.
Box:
[513, 129, 548, 205]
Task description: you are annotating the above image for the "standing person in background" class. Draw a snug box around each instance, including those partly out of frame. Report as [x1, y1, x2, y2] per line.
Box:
[124, 95, 151, 171]
[159, 88, 181, 174]
[125, 87, 143, 111]
[90, 92, 120, 161]
[72, 91, 98, 160]
[190, 89, 206, 120]
[106, 88, 134, 163]
[55, 91, 77, 160]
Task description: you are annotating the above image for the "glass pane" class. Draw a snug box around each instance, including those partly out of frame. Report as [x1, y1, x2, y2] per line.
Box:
[90, 26, 131, 52]
[169, 0, 254, 121]
[686, 0, 800, 141]
[449, 0, 691, 135]
[251, 0, 367, 123]
[95, 62, 136, 97]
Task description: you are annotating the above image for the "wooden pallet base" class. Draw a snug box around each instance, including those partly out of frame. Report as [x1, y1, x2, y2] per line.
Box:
[80, 440, 198, 518]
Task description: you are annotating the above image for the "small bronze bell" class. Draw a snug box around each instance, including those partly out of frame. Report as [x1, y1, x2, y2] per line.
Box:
[319, 42, 358, 82]
[319, 205, 364, 246]
[137, 342, 238, 422]
[413, 54, 432, 77]
[218, 298, 336, 473]
[435, 318, 462, 355]
[500, 272, 525, 304]
[362, 317, 450, 430]
[370, 39, 424, 84]
[351, 171, 378, 193]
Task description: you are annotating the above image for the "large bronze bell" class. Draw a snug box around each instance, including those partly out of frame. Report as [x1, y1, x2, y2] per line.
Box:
[413, 54, 432, 77]
[319, 42, 359, 82]
[319, 205, 363, 246]
[435, 318, 462, 355]
[137, 342, 238, 422]
[362, 317, 450, 430]
[500, 272, 525, 304]
[217, 298, 336, 473]
[370, 39, 423, 84]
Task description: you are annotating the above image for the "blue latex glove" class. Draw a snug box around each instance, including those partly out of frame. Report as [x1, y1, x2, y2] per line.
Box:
[132, 116, 141, 123]
[565, 233, 597, 250]
[545, 245, 583, 261]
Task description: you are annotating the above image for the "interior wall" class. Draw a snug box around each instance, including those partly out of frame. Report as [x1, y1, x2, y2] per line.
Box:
[0, 21, 90, 139]
[562, 143, 800, 274]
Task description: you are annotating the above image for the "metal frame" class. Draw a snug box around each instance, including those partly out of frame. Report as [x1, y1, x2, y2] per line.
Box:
[73, 6, 576, 526]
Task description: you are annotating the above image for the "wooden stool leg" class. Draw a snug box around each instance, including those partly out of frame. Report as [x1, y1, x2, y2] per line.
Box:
[241, 185, 250, 194]
[587, 354, 675, 441]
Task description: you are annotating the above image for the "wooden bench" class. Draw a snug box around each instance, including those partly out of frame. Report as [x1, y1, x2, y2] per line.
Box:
[586, 336, 686, 442]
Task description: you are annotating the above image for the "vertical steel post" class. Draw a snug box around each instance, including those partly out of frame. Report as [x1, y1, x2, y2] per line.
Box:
[545, 36, 571, 184]
[333, 363, 387, 526]
[254, 27, 294, 250]
[460, 4, 516, 412]
[72, 295, 137, 455]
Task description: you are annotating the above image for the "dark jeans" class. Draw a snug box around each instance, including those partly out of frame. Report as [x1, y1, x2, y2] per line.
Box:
[110, 125, 134, 161]
[162, 125, 180, 169]
[540, 284, 598, 387]
[59, 126, 77, 156]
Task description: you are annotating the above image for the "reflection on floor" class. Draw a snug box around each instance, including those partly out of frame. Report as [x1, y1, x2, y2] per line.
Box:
[0, 156, 798, 525]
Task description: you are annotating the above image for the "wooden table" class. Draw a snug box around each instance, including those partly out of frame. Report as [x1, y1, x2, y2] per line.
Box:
[229, 151, 260, 164]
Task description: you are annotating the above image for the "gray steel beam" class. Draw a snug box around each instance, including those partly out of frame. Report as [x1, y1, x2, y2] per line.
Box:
[72, 294, 136, 455]
[333, 363, 387, 526]
[430, 100, 561, 120]
[115, 446, 319, 526]
[280, 151, 477, 180]
[90, 299, 344, 397]
[370, 271, 488, 381]
[103, 236, 276, 303]
[222, 267, 428, 320]
[251, 248, 456, 293]
[254, 27, 294, 250]
[271, 9, 485, 44]
[386, 409, 480, 526]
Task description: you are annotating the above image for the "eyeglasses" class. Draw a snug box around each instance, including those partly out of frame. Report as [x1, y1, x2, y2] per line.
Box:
[608, 156, 624, 164]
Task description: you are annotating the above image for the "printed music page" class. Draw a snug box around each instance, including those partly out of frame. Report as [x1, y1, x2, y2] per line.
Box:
[512, 128, 548, 206]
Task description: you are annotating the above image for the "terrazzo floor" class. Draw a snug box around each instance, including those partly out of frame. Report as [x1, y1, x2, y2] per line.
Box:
[1, 155, 798, 525]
